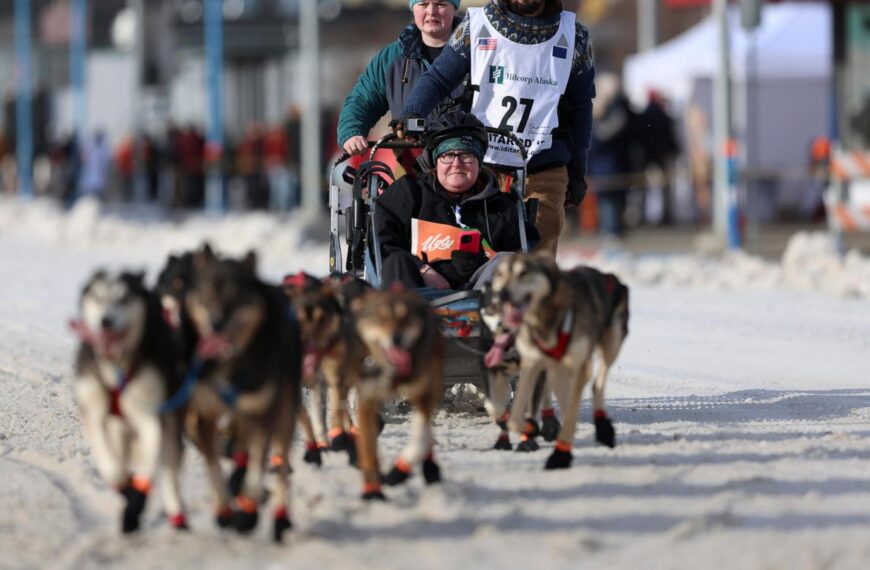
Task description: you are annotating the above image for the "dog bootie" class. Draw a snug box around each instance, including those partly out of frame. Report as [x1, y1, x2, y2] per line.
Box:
[594, 412, 616, 448]
[233, 496, 259, 534]
[227, 452, 248, 496]
[303, 443, 323, 466]
[540, 409, 561, 442]
[493, 433, 512, 450]
[120, 480, 149, 534]
[168, 512, 189, 531]
[273, 507, 292, 543]
[330, 430, 352, 451]
[383, 459, 412, 486]
[545, 442, 573, 470]
[215, 505, 235, 528]
[422, 455, 441, 485]
[362, 483, 386, 502]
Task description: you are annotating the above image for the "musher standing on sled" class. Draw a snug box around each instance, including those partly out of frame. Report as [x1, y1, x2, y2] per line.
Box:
[338, 0, 469, 175]
[394, 0, 595, 256]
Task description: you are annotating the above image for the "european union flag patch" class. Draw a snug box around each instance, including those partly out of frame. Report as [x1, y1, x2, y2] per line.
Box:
[552, 46, 567, 59]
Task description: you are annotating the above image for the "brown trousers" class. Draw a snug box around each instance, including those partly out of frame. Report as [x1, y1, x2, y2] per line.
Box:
[524, 166, 569, 257]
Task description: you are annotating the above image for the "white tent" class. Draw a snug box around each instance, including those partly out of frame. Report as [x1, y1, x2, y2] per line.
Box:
[623, 2, 832, 220]
[623, 2, 831, 108]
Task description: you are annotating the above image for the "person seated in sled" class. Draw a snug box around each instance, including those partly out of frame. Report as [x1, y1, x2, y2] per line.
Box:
[374, 111, 537, 290]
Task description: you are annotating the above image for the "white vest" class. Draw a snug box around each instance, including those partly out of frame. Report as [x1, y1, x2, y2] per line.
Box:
[469, 8, 575, 167]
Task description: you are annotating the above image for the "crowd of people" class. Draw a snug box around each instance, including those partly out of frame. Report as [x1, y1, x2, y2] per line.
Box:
[0, 0, 711, 241]
[0, 108, 344, 214]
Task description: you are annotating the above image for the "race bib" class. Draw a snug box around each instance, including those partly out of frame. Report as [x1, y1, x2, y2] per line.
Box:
[469, 9, 575, 167]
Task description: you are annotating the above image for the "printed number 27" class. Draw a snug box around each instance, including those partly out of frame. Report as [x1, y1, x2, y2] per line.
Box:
[498, 97, 534, 133]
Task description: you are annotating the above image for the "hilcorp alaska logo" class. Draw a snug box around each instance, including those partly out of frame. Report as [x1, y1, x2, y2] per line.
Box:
[488, 65, 505, 85]
[488, 65, 557, 86]
[421, 233, 455, 252]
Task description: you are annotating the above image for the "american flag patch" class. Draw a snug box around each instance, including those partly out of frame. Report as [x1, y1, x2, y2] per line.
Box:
[552, 46, 567, 59]
[478, 38, 497, 50]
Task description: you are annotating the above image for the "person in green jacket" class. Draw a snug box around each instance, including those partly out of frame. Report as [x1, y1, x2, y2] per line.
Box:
[338, 1, 466, 157]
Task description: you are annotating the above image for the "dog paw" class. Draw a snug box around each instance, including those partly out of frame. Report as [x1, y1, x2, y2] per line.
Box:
[544, 448, 573, 470]
[515, 438, 540, 452]
[120, 486, 147, 534]
[227, 465, 247, 497]
[422, 458, 441, 485]
[594, 415, 616, 448]
[541, 415, 561, 443]
[493, 435, 512, 450]
[233, 509, 259, 534]
[362, 489, 387, 501]
[382, 465, 412, 487]
[303, 447, 322, 466]
[273, 512, 292, 543]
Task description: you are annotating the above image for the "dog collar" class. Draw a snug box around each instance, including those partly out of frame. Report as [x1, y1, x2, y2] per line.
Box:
[533, 310, 574, 361]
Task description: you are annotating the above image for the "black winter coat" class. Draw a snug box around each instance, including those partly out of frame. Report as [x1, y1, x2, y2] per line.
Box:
[374, 170, 536, 288]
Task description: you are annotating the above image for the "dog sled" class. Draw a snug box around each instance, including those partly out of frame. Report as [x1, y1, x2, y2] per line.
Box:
[327, 126, 535, 387]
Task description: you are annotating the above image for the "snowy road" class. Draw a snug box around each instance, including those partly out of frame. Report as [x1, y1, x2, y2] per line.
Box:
[1, 199, 869, 569]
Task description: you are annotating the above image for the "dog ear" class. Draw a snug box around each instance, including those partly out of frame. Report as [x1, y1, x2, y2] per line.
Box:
[242, 250, 258, 274]
[193, 243, 216, 270]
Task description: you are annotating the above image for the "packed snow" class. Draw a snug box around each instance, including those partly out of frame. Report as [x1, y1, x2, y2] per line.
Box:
[1, 196, 869, 570]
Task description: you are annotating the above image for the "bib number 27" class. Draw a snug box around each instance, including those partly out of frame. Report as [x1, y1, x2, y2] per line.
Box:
[498, 97, 534, 133]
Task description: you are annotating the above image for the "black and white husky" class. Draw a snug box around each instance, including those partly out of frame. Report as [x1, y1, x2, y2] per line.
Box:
[71, 270, 187, 532]
[486, 253, 630, 470]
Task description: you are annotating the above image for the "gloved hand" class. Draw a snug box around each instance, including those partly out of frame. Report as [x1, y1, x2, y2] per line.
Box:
[565, 176, 587, 208]
[451, 250, 485, 281]
[389, 114, 423, 138]
[420, 264, 450, 290]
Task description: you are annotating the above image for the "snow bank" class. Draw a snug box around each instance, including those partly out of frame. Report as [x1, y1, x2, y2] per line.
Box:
[2, 196, 869, 298]
[560, 232, 870, 300]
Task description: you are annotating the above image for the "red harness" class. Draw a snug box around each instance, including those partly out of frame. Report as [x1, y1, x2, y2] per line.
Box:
[533, 310, 574, 362]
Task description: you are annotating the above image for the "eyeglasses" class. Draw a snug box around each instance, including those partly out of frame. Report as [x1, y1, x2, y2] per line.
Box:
[437, 152, 476, 165]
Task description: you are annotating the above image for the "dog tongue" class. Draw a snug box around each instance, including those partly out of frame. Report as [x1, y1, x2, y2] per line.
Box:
[484, 345, 505, 368]
[303, 353, 320, 380]
[384, 346, 412, 378]
[483, 332, 512, 368]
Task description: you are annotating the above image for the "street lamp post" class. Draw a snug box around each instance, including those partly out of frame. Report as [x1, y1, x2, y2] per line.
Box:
[205, 0, 225, 213]
[15, 0, 33, 198]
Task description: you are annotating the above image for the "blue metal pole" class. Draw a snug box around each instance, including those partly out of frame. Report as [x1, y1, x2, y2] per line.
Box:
[71, 0, 87, 142]
[205, 0, 224, 213]
[15, 0, 33, 198]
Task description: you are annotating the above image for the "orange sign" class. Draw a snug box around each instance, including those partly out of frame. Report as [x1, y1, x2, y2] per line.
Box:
[410, 219, 495, 263]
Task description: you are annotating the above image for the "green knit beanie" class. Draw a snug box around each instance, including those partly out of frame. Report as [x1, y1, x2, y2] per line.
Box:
[409, 0, 461, 9]
[434, 135, 485, 162]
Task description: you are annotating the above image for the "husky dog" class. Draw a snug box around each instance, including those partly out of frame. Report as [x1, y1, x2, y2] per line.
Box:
[185, 246, 302, 542]
[156, 251, 198, 364]
[346, 288, 443, 500]
[283, 272, 372, 466]
[487, 253, 629, 469]
[71, 271, 187, 533]
[481, 282, 562, 452]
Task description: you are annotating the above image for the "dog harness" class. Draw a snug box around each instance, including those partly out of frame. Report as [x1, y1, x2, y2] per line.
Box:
[532, 309, 574, 362]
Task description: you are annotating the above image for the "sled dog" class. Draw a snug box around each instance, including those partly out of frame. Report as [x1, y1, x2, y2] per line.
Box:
[346, 287, 443, 500]
[480, 282, 559, 451]
[486, 253, 629, 469]
[71, 270, 187, 532]
[185, 246, 302, 542]
[283, 272, 371, 465]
